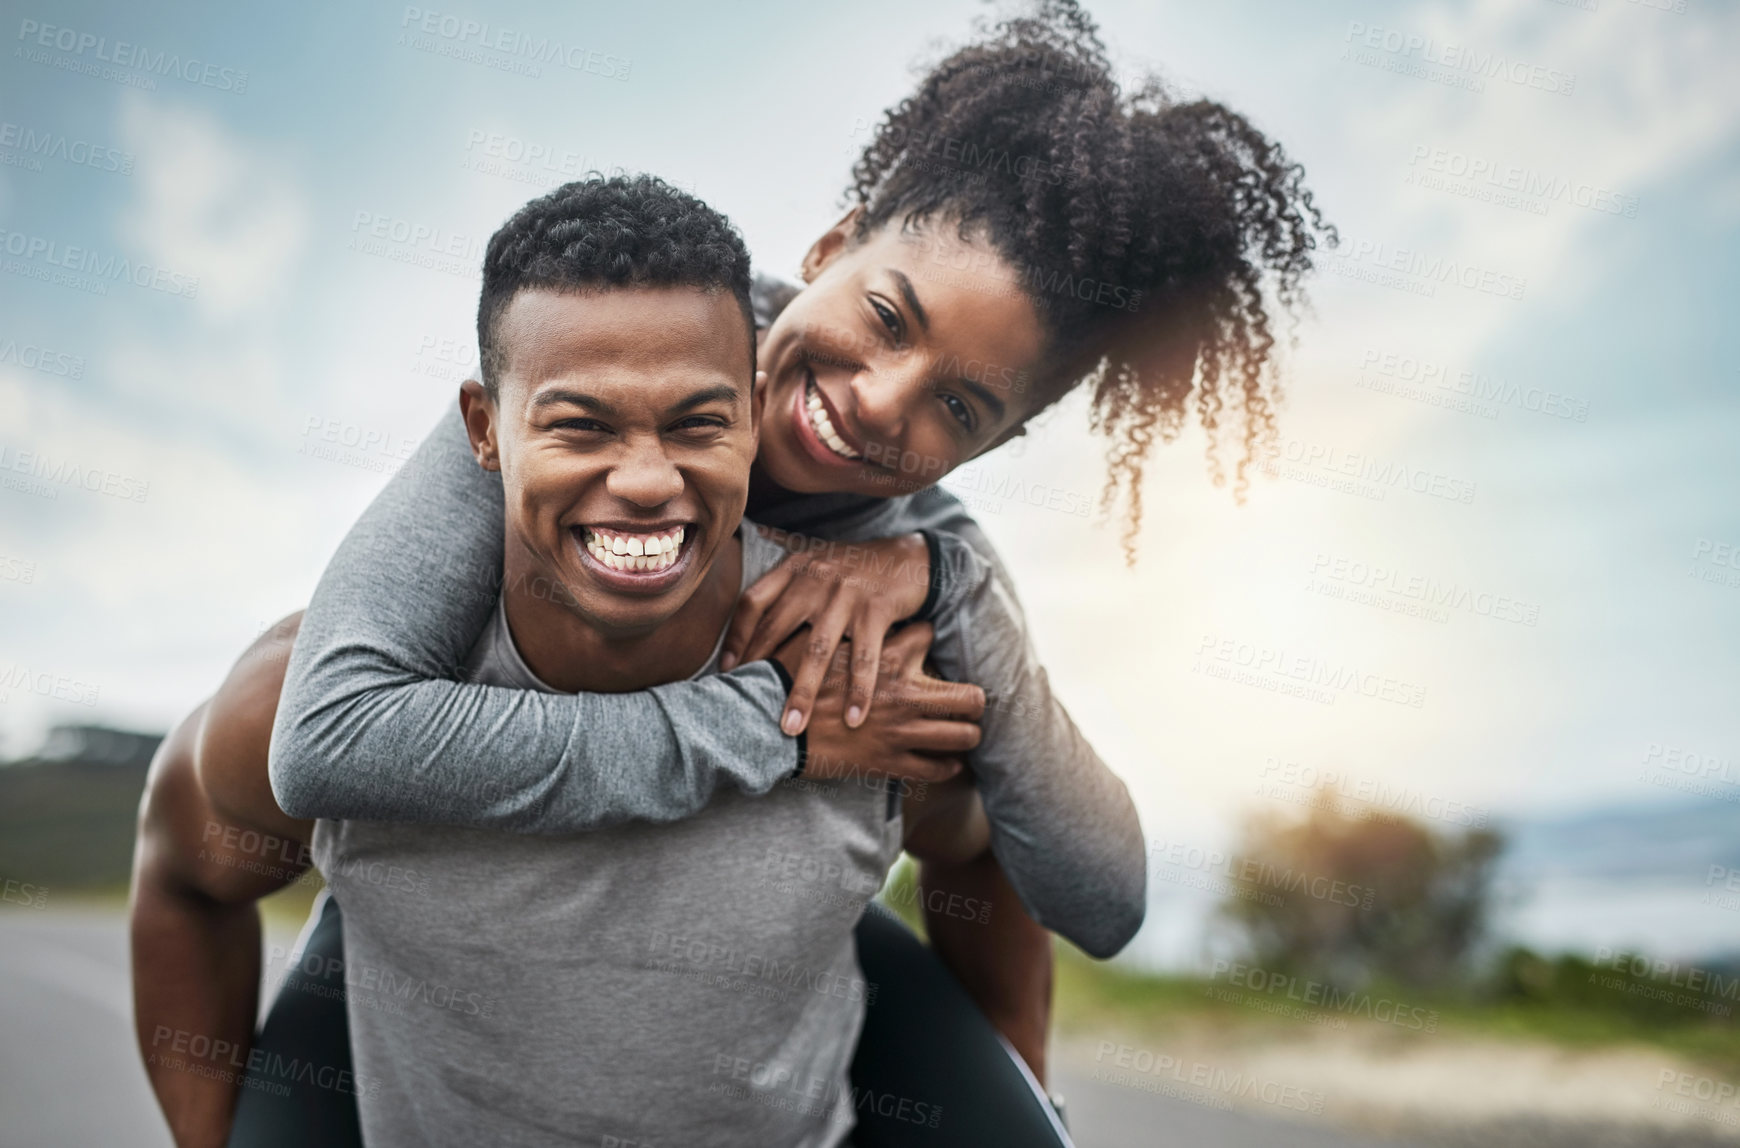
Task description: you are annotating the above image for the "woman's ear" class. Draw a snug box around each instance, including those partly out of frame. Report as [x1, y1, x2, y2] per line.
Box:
[799, 207, 863, 283]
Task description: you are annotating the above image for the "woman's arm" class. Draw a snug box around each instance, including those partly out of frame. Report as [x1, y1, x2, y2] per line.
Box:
[743, 488, 1148, 958]
[269, 406, 975, 830]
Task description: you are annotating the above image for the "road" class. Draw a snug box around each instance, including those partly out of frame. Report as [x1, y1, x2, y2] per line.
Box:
[0, 908, 1417, 1148]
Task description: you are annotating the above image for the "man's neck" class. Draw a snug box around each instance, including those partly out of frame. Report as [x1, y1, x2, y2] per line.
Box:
[500, 534, 743, 693]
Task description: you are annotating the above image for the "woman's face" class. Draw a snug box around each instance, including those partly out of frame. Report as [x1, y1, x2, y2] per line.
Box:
[756, 217, 1047, 498]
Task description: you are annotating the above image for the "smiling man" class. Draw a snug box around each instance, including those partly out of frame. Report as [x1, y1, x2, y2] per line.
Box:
[195, 176, 984, 1148]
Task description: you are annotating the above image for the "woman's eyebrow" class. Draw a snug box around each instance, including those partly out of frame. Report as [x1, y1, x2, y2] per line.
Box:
[956, 377, 1007, 424]
[888, 269, 930, 332]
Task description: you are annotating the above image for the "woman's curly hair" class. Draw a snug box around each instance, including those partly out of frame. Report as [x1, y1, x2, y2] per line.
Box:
[848, 0, 1335, 557]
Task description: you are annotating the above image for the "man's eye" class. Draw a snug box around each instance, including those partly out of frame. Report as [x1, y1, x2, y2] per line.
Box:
[940, 393, 975, 432]
[672, 416, 725, 432]
[552, 418, 610, 433]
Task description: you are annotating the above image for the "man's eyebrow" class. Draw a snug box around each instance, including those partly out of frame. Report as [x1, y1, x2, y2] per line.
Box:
[666, 384, 742, 414]
[889, 269, 930, 333]
[526, 385, 741, 417]
[529, 389, 620, 417]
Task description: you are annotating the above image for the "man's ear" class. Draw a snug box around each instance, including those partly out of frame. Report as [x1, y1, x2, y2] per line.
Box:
[458, 380, 502, 472]
[799, 208, 863, 284]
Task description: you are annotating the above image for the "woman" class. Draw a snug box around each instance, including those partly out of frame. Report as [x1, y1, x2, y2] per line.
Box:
[259, 2, 1330, 1144]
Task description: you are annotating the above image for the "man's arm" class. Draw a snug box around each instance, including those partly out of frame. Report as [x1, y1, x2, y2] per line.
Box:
[902, 777, 1053, 1085]
[131, 619, 311, 1148]
[271, 406, 972, 830]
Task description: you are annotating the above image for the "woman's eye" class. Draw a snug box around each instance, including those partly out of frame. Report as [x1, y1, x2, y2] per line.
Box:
[940, 393, 975, 432]
[870, 297, 903, 342]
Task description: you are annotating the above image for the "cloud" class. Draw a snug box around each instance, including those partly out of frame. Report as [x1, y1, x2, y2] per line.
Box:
[117, 93, 309, 323]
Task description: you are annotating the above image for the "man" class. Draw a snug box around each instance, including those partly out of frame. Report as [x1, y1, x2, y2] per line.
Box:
[132, 176, 1060, 1147]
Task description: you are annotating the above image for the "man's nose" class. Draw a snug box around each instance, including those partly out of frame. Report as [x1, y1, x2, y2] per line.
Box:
[605, 438, 684, 506]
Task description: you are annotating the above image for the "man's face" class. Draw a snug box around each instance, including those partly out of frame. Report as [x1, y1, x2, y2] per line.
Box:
[464, 286, 759, 636]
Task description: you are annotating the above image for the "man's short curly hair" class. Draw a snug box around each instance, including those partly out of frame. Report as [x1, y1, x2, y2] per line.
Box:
[477, 174, 755, 394]
[849, 0, 1336, 556]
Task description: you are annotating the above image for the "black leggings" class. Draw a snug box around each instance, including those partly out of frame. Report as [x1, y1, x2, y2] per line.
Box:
[229, 897, 1070, 1146]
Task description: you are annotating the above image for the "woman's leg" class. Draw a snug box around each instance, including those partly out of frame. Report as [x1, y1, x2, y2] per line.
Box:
[850, 905, 1073, 1147]
[226, 893, 364, 1148]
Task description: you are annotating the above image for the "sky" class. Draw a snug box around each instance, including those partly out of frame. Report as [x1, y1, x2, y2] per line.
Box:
[1, 0, 1737, 968]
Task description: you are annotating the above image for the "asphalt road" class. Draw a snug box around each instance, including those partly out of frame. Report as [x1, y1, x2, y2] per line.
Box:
[0, 907, 1418, 1148]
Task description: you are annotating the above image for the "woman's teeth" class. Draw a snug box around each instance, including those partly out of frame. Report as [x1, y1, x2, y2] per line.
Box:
[805, 380, 862, 460]
[583, 526, 685, 573]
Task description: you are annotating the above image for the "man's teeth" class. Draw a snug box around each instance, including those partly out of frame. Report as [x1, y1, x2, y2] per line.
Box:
[805, 381, 862, 460]
[583, 526, 685, 572]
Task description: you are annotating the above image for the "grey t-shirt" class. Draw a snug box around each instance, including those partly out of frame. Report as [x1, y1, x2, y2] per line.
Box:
[312, 525, 905, 1147]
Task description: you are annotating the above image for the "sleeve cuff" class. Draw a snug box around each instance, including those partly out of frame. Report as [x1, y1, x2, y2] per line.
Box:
[913, 529, 945, 623]
[764, 657, 807, 778]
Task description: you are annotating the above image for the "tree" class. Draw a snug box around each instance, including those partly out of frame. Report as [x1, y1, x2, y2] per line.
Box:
[1219, 791, 1503, 989]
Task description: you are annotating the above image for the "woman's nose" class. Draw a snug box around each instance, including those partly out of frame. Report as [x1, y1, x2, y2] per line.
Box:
[849, 360, 927, 442]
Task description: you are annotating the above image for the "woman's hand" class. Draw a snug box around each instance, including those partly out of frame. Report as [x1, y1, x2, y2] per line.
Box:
[721, 530, 932, 734]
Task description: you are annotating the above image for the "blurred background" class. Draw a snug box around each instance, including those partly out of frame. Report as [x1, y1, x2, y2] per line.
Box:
[2, 0, 1738, 1144]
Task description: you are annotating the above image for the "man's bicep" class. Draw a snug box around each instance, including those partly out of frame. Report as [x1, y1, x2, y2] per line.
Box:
[197, 613, 311, 844]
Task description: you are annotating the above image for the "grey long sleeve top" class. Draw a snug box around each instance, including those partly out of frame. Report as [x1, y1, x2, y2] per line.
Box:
[269, 406, 1145, 956]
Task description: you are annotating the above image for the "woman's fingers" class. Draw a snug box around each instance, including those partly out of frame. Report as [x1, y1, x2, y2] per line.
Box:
[719, 561, 795, 671]
[843, 607, 893, 729]
[779, 607, 852, 735]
